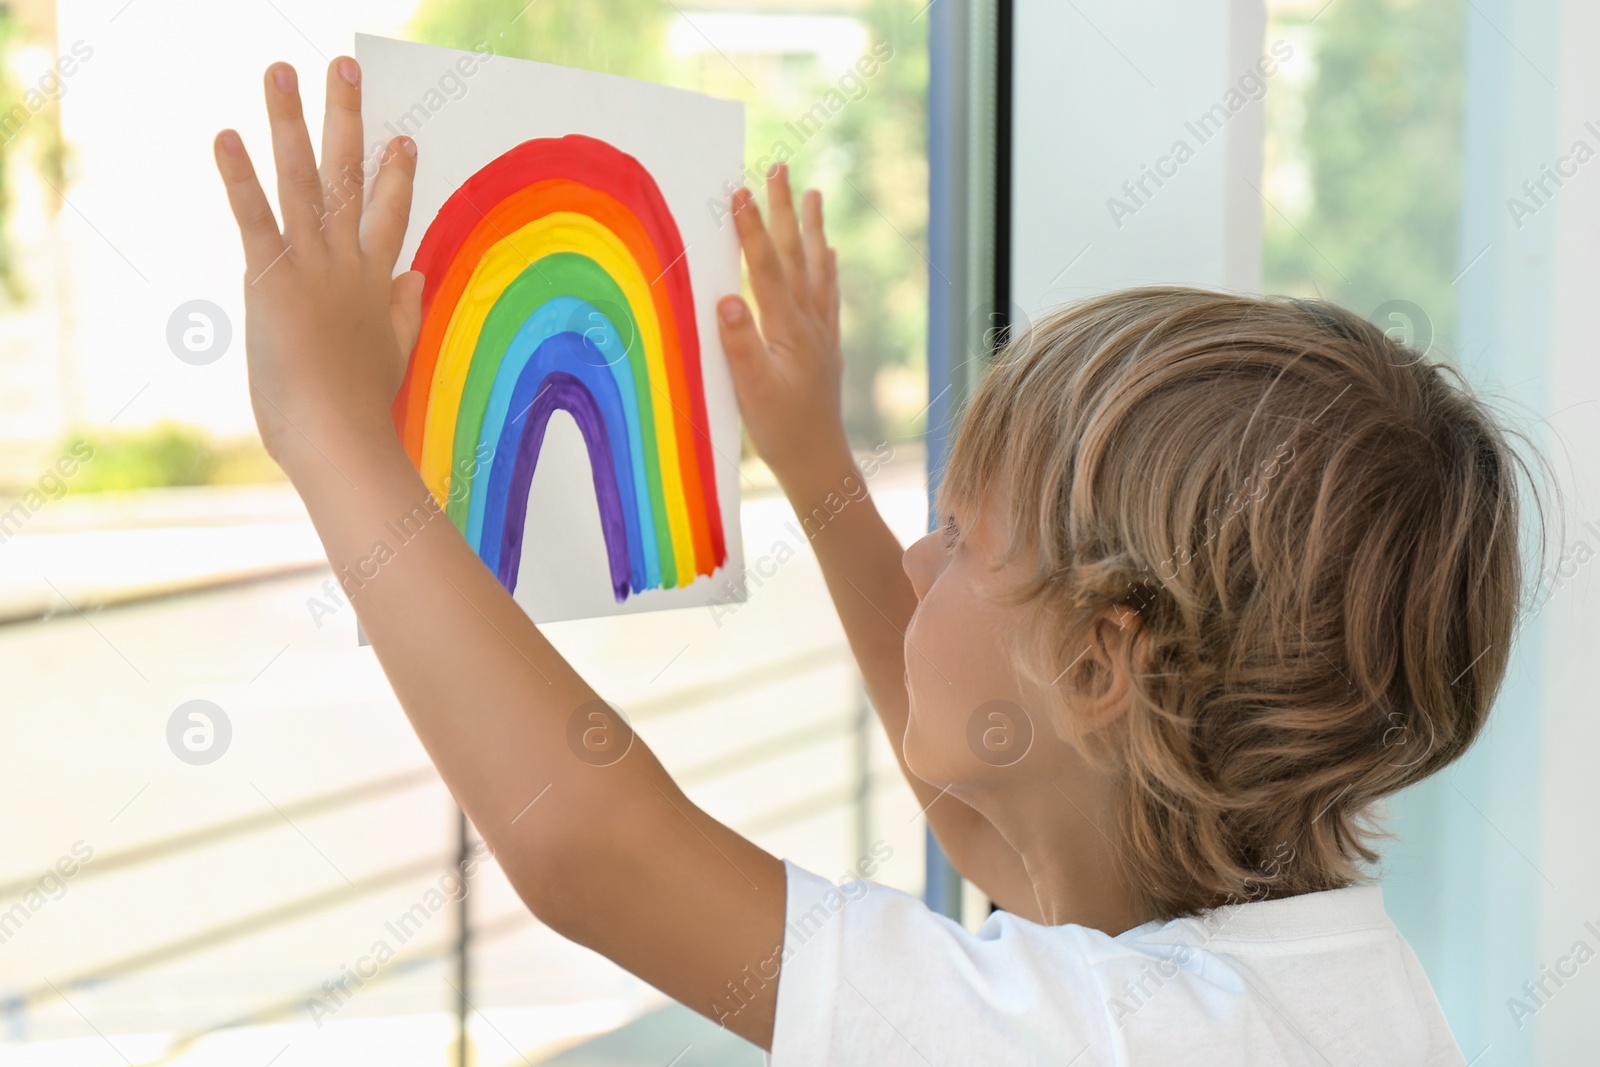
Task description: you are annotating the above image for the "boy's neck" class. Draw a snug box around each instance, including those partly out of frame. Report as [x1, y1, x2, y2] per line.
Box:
[975, 769, 1146, 935]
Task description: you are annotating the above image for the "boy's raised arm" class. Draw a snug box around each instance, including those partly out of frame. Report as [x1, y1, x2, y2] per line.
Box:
[215, 59, 787, 1047]
[716, 169, 1041, 920]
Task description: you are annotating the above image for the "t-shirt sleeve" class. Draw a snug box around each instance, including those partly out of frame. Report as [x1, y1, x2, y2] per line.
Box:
[769, 859, 1115, 1066]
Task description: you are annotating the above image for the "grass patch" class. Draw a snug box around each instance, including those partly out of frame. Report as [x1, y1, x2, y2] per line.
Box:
[62, 423, 284, 494]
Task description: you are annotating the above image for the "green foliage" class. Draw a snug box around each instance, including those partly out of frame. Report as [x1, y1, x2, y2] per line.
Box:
[411, 0, 673, 81]
[1264, 0, 1465, 346]
[809, 0, 929, 442]
[66, 424, 217, 492]
[61, 424, 283, 493]
[0, 12, 25, 302]
[409, 0, 929, 445]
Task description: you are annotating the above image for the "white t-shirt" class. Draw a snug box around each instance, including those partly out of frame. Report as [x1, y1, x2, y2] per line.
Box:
[769, 860, 1464, 1066]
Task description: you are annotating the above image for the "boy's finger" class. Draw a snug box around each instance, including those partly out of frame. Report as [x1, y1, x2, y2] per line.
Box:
[826, 247, 840, 348]
[319, 57, 365, 244]
[764, 164, 811, 312]
[264, 63, 327, 244]
[213, 130, 287, 276]
[730, 189, 801, 339]
[716, 295, 770, 388]
[391, 269, 426, 361]
[800, 190, 828, 312]
[362, 136, 417, 268]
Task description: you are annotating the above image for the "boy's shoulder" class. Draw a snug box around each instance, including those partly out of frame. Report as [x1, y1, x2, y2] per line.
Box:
[769, 861, 1466, 1067]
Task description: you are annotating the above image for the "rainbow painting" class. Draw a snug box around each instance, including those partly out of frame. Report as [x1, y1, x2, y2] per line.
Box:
[391, 133, 731, 606]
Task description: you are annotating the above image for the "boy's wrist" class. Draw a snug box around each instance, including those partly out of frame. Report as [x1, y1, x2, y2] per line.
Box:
[773, 434, 865, 514]
[272, 406, 406, 488]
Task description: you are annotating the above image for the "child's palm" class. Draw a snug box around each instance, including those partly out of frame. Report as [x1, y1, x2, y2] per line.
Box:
[717, 166, 847, 481]
[214, 60, 420, 463]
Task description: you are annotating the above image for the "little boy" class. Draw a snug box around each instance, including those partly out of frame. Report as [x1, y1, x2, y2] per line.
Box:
[214, 59, 1526, 1064]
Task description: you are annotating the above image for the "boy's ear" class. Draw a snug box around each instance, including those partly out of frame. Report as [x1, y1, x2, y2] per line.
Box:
[1061, 606, 1143, 732]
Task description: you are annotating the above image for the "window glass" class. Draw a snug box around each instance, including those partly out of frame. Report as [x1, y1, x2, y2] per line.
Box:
[0, 0, 930, 1058]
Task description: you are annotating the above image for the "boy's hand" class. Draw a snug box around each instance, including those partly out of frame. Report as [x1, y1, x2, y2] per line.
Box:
[213, 59, 422, 469]
[718, 164, 848, 485]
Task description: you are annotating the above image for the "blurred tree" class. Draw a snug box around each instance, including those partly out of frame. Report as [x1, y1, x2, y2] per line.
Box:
[0, 12, 27, 301]
[726, 0, 927, 442]
[814, 0, 928, 444]
[1264, 0, 1465, 351]
[411, 0, 672, 81]
[0, 5, 74, 305]
[65, 423, 219, 492]
[409, 0, 929, 447]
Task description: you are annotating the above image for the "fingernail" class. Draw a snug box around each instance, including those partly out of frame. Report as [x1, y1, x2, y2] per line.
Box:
[400, 137, 417, 158]
[274, 65, 296, 93]
[338, 58, 360, 86]
[719, 297, 746, 324]
[218, 130, 243, 155]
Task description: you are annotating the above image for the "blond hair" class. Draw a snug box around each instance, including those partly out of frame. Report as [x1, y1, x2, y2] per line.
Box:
[941, 286, 1540, 921]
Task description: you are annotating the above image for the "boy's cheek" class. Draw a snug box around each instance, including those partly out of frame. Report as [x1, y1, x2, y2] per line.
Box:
[901, 688, 972, 790]
[900, 704, 935, 783]
[903, 594, 950, 689]
[905, 590, 1018, 773]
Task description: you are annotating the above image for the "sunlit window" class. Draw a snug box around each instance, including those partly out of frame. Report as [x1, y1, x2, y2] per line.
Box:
[0, 0, 929, 1060]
